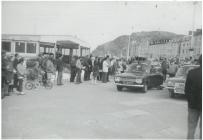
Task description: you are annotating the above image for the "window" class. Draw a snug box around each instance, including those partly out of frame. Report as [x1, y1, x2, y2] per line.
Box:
[2, 41, 11, 52]
[15, 42, 25, 53]
[27, 43, 36, 53]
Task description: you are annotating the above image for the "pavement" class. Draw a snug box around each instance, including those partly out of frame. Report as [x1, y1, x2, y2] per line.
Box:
[2, 76, 201, 139]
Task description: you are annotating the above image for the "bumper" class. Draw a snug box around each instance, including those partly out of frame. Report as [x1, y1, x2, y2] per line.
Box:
[166, 87, 185, 94]
[115, 83, 144, 88]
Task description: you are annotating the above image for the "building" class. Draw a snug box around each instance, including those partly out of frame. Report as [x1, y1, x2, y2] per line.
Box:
[179, 36, 191, 59]
[148, 39, 180, 59]
[129, 29, 202, 59]
[2, 34, 91, 58]
[129, 40, 150, 58]
[191, 29, 202, 58]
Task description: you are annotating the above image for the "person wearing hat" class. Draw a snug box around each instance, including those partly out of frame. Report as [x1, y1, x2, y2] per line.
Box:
[185, 55, 202, 139]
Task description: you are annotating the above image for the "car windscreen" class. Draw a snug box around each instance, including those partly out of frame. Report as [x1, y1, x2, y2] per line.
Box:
[175, 68, 184, 77]
[176, 66, 198, 77]
[127, 64, 148, 73]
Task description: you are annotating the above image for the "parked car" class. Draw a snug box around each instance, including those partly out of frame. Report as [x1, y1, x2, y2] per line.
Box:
[166, 65, 199, 98]
[114, 63, 164, 93]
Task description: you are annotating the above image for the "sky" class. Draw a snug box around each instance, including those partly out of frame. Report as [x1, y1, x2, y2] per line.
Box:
[2, 1, 202, 50]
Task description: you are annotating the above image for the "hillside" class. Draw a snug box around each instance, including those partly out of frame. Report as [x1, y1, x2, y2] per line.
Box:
[92, 31, 183, 57]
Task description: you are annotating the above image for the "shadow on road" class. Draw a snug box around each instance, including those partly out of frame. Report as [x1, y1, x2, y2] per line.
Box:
[120, 87, 147, 94]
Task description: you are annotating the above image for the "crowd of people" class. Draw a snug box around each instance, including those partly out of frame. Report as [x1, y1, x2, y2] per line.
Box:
[2, 52, 26, 97]
[127, 55, 201, 83]
[1, 52, 128, 99]
[69, 55, 127, 84]
[2, 50, 200, 99]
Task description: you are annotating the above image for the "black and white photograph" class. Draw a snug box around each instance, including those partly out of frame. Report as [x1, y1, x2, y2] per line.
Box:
[1, 1, 202, 139]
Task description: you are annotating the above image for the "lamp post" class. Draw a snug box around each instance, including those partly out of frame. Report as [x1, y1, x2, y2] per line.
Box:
[127, 26, 134, 60]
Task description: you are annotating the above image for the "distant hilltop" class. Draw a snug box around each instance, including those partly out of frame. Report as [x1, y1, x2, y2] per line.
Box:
[92, 31, 184, 57]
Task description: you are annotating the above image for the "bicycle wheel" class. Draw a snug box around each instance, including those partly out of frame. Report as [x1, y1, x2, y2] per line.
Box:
[25, 82, 33, 90]
[34, 82, 40, 88]
[44, 80, 53, 89]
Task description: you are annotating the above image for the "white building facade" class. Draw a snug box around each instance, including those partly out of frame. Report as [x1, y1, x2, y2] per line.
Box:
[2, 34, 91, 58]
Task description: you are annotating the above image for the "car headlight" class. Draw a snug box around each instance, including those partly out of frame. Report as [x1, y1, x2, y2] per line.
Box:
[167, 81, 174, 86]
[114, 77, 121, 82]
[135, 79, 142, 84]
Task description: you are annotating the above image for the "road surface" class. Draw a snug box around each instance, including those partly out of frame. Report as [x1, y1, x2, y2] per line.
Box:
[2, 79, 200, 139]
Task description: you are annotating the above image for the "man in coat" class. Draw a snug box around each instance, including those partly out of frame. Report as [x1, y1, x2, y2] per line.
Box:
[13, 53, 20, 92]
[70, 56, 77, 83]
[2, 51, 9, 98]
[185, 55, 202, 139]
[56, 55, 63, 85]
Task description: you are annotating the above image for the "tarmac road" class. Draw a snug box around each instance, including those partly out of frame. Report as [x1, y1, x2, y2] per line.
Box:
[2, 79, 201, 139]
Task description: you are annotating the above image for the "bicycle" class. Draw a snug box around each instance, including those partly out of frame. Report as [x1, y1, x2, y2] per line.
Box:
[25, 72, 53, 90]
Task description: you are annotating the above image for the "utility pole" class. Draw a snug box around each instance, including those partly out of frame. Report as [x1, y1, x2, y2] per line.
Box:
[127, 26, 134, 60]
[127, 35, 131, 60]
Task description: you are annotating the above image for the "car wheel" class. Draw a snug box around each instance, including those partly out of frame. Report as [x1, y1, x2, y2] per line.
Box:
[157, 85, 164, 90]
[169, 89, 175, 98]
[142, 83, 148, 93]
[117, 86, 123, 91]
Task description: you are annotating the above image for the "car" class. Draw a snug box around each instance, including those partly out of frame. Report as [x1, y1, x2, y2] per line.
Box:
[114, 63, 164, 93]
[165, 65, 199, 98]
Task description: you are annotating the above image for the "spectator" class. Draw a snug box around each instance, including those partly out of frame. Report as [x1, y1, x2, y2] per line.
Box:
[70, 56, 77, 83]
[106, 56, 111, 82]
[98, 58, 103, 81]
[102, 57, 110, 83]
[92, 57, 99, 84]
[41, 55, 55, 84]
[167, 61, 178, 77]
[56, 55, 64, 85]
[7, 55, 15, 95]
[2, 51, 9, 98]
[185, 55, 202, 139]
[49, 53, 56, 68]
[13, 53, 20, 92]
[87, 55, 93, 80]
[111, 58, 118, 76]
[161, 58, 169, 81]
[83, 55, 90, 81]
[16, 58, 26, 95]
[76, 56, 82, 84]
